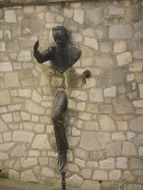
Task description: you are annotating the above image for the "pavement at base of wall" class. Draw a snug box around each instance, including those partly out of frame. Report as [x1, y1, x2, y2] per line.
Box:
[0, 178, 75, 190]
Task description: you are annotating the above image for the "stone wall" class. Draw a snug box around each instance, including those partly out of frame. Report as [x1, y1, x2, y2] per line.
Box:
[0, 0, 143, 189]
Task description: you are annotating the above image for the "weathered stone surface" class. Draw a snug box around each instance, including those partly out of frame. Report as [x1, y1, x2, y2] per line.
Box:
[0, 152, 8, 160]
[18, 50, 31, 62]
[100, 41, 112, 53]
[99, 158, 115, 169]
[9, 169, 19, 179]
[95, 55, 114, 69]
[113, 95, 133, 114]
[21, 169, 37, 182]
[133, 51, 143, 60]
[122, 171, 135, 182]
[81, 169, 92, 179]
[4, 10, 16, 23]
[130, 158, 143, 169]
[84, 37, 98, 50]
[10, 144, 27, 157]
[85, 8, 103, 25]
[80, 131, 108, 151]
[71, 90, 87, 101]
[112, 132, 125, 141]
[130, 116, 143, 132]
[84, 121, 99, 131]
[104, 86, 116, 97]
[0, 143, 14, 150]
[99, 115, 116, 131]
[89, 88, 103, 102]
[74, 9, 84, 24]
[106, 142, 122, 156]
[117, 52, 132, 67]
[0, 90, 11, 105]
[109, 7, 124, 15]
[41, 167, 55, 177]
[93, 170, 108, 180]
[32, 134, 50, 149]
[122, 142, 136, 156]
[0, 118, 8, 132]
[81, 181, 100, 190]
[4, 72, 20, 88]
[116, 157, 128, 169]
[109, 170, 121, 180]
[13, 131, 34, 142]
[21, 158, 37, 168]
[114, 41, 126, 53]
[25, 100, 45, 115]
[67, 175, 83, 188]
[109, 25, 133, 39]
[1, 113, 12, 123]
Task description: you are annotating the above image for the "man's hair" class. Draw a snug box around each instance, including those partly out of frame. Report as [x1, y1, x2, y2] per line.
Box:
[52, 26, 69, 40]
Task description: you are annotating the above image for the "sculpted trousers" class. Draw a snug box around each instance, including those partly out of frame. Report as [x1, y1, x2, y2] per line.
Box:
[52, 90, 68, 164]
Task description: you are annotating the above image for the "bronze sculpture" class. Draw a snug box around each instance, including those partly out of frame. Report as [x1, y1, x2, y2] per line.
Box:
[33, 26, 91, 190]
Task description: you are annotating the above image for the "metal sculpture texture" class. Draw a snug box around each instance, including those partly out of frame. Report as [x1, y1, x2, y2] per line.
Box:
[33, 26, 90, 190]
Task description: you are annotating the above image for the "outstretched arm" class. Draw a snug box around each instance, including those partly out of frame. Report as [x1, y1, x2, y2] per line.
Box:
[33, 41, 53, 63]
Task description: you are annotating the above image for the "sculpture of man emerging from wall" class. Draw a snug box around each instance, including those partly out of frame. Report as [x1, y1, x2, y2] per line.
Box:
[33, 26, 90, 189]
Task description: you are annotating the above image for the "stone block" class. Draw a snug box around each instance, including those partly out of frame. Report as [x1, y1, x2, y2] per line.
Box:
[114, 41, 126, 53]
[85, 37, 98, 50]
[0, 90, 11, 105]
[25, 100, 45, 115]
[113, 95, 133, 114]
[32, 90, 42, 103]
[9, 169, 19, 179]
[4, 10, 16, 23]
[21, 158, 38, 168]
[81, 181, 100, 190]
[122, 171, 135, 182]
[0, 62, 12, 72]
[0, 152, 8, 160]
[71, 90, 87, 101]
[81, 169, 92, 179]
[106, 142, 122, 157]
[109, 7, 124, 15]
[84, 121, 99, 131]
[10, 144, 27, 157]
[116, 157, 128, 169]
[99, 115, 116, 131]
[133, 51, 143, 60]
[85, 8, 103, 25]
[117, 52, 132, 67]
[99, 158, 115, 169]
[42, 167, 55, 177]
[0, 41, 6, 52]
[104, 86, 116, 97]
[130, 116, 143, 132]
[63, 8, 73, 18]
[34, 124, 45, 133]
[67, 175, 83, 188]
[130, 158, 143, 169]
[75, 158, 85, 168]
[86, 103, 99, 113]
[72, 32, 82, 42]
[80, 131, 108, 151]
[112, 132, 125, 141]
[93, 170, 108, 180]
[89, 88, 103, 102]
[74, 9, 84, 24]
[139, 147, 143, 156]
[4, 72, 20, 88]
[21, 169, 37, 182]
[1, 113, 12, 123]
[95, 55, 114, 69]
[117, 121, 127, 131]
[0, 143, 14, 151]
[100, 41, 112, 53]
[109, 170, 121, 180]
[18, 50, 31, 62]
[32, 134, 50, 149]
[122, 142, 136, 156]
[109, 25, 133, 39]
[0, 118, 8, 132]
[13, 131, 34, 143]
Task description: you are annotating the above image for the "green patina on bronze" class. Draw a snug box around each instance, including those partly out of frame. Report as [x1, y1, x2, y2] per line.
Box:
[66, 68, 79, 88]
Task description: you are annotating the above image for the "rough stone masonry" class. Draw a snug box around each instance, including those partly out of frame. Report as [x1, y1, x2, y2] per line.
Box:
[0, 0, 143, 189]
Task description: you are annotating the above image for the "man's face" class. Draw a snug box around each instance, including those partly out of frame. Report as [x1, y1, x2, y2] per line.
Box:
[54, 30, 67, 48]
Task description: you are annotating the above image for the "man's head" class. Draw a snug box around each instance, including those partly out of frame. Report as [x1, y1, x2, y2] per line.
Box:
[52, 26, 69, 48]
